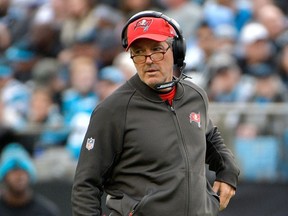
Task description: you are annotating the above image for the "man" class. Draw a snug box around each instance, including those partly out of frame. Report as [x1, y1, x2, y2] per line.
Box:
[0, 58, 31, 131]
[0, 143, 60, 216]
[72, 11, 240, 216]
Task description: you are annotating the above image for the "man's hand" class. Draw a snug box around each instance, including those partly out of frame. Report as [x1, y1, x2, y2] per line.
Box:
[213, 181, 236, 211]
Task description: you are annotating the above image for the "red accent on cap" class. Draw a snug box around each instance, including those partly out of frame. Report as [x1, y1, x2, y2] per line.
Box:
[126, 17, 176, 50]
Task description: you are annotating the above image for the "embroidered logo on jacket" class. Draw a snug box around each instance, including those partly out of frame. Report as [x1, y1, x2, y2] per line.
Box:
[189, 112, 201, 128]
[86, 137, 95, 150]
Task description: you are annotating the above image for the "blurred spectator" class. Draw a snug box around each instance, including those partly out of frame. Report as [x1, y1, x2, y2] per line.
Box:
[33, 0, 68, 29]
[112, 51, 136, 80]
[0, 143, 60, 216]
[162, 0, 203, 41]
[256, 4, 286, 39]
[0, 0, 31, 44]
[118, 0, 164, 20]
[255, 4, 288, 53]
[205, 52, 253, 102]
[57, 3, 124, 67]
[66, 65, 125, 171]
[247, 63, 287, 103]
[58, 36, 99, 66]
[31, 57, 66, 109]
[5, 42, 39, 83]
[213, 23, 238, 54]
[24, 86, 67, 151]
[236, 22, 276, 76]
[0, 100, 18, 154]
[203, 0, 253, 32]
[276, 42, 288, 91]
[26, 14, 62, 58]
[185, 21, 217, 74]
[203, 0, 234, 29]
[236, 63, 288, 138]
[92, 4, 125, 67]
[62, 56, 99, 125]
[60, 0, 98, 48]
[26, 0, 67, 58]
[0, 58, 31, 130]
[96, 65, 125, 101]
[0, 23, 11, 52]
[66, 112, 90, 160]
[57, 0, 100, 65]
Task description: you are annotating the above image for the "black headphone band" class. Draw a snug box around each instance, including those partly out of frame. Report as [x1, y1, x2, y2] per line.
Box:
[121, 10, 186, 68]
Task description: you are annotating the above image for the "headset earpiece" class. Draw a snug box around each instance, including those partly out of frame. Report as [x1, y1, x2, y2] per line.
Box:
[121, 10, 186, 68]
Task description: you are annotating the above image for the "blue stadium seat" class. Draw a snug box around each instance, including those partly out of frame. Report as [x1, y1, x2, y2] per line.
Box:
[234, 136, 280, 181]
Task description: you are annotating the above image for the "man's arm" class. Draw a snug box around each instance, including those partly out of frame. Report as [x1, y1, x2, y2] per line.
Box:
[205, 122, 240, 210]
[71, 106, 124, 216]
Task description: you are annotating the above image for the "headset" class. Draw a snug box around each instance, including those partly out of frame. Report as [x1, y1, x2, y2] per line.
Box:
[121, 10, 186, 69]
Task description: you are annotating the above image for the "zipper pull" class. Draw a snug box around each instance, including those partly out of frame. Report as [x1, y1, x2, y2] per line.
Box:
[170, 100, 175, 113]
[129, 210, 134, 216]
[165, 100, 175, 113]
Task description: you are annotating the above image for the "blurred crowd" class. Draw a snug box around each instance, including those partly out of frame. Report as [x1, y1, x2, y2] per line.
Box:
[0, 0, 288, 181]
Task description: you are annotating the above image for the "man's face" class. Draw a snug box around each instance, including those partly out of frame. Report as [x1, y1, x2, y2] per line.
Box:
[5, 169, 30, 195]
[244, 39, 271, 63]
[71, 59, 97, 94]
[130, 39, 174, 90]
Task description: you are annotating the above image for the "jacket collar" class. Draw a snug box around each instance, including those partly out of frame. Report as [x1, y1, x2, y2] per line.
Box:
[128, 74, 184, 102]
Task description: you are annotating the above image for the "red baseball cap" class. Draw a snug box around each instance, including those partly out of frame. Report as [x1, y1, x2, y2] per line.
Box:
[126, 17, 176, 50]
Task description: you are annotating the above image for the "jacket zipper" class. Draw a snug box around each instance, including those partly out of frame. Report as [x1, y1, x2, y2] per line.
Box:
[165, 100, 176, 113]
[168, 100, 191, 215]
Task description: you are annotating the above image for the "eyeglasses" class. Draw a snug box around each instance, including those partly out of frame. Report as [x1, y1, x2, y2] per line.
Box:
[130, 46, 170, 64]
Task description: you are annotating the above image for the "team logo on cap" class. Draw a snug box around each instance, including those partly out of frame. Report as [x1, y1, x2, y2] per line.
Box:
[189, 112, 201, 128]
[134, 19, 153, 32]
[86, 137, 95, 150]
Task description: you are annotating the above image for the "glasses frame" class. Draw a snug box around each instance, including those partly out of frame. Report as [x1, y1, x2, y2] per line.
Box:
[130, 45, 171, 64]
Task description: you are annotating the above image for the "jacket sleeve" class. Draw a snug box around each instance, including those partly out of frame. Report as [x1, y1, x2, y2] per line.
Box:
[205, 120, 240, 189]
[71, 105, 124, 216]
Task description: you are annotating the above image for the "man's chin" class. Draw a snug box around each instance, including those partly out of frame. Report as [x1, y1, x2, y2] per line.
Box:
[143, 78, 159, 88]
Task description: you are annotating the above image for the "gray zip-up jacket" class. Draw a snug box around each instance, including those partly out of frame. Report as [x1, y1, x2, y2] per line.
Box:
[71, 74, 240, 216]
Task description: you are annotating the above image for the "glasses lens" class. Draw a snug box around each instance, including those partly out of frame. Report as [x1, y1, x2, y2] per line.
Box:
[151, 52, 164, 62]
[133, 56, 145, 63]
[131, 46, 169, 64]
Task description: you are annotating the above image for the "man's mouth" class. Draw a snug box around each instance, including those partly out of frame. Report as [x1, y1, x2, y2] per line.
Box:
[145, 68, 158, 73]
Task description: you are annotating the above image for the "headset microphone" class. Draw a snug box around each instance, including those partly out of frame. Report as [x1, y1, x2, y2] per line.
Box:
[154, 80, 177, 90]
[154, 63, 187, 90]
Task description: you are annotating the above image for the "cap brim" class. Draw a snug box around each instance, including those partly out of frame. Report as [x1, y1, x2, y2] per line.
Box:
[126, 34, 169, 50]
